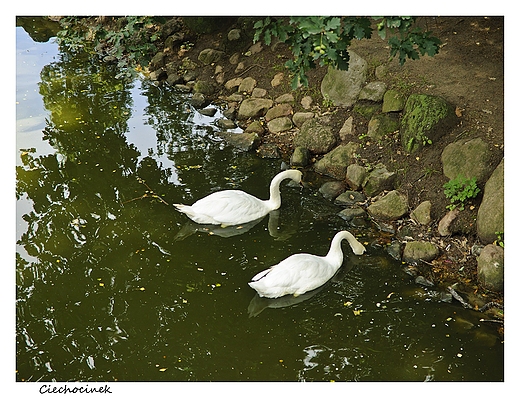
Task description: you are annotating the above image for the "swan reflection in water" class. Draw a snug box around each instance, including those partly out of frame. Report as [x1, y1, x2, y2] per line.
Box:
[174, 209, 296, 241]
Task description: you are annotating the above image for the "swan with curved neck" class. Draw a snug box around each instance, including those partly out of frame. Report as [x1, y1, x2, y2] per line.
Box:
[173, 169, 302, 226]
[248, 230, 366, 298]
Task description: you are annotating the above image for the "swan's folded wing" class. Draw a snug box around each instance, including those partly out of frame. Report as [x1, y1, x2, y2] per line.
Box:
[192, 190, 268, 225]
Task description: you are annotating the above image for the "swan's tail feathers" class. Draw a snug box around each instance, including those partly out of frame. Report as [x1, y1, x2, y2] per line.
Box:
[349, 238, 366, 255]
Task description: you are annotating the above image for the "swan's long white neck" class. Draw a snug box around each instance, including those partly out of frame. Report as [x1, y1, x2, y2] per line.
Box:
[265, 170, 297, 211]
[325, 231, 366, 269]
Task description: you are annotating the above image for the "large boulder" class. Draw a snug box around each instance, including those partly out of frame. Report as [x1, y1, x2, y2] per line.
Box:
[477, 158, 504, 244]
[400, 94, 457, 153]
[293, 118, 337, 154]
[313, 142, 358, 180]
[441, 138, 495, 184]
[477, 244, 504, 292]
[320, 51, 368, 108]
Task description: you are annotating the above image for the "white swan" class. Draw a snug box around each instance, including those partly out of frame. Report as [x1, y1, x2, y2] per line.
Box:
[248, 230, 366, 298]
[173, 169, 302, 226]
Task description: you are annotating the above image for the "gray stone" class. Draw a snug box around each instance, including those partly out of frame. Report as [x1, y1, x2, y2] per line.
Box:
[438, 209, 459, 236]
[477, 244, 504, 292]
[293, 118, 337, 154]
[410, 201, 432, 225]
[441, 138, 495, 184]
[477, 159, 504, 244]
[338, 206, 367, 221]
[198, 107, 217, 117]
[227, 28, 241, 41]
[267, 117, 293, 133]
[382, 89, 406, 113]
[275, 93, 295, 104]
[367, 190, 408, 221]
[314, 142, 358, 180]
[301, 95, 313, 109]
[292, 112, 314, 128]
[321, 51, 368, 108]
[319, 181, 346, 201]
[400, 94, 457, 153]
[265, 103, 293, 121]
[238, 76, 257, 93]
[244, 120, 265, 135]
[257, 143, 280, 159]
[219, 131, 260, 152]
[334, 191, 367, 207]
[363, 164, 397, 197]
[359, 81, 387, 101]
[190, 92, 209, 109]
[252, 87, 267, 98]
[346, 164, 367, 191]
[402, 241, 439, 263]
[150, 51, 167, 68]
[193, 80, 214, 95]
[216, 118, 236, 129]
[339, 116, 354, 140]
[198, 48, 225, 65]
[224, 77, 243, 91]
[237, 98, 274, 119]
[271, 72, 284, 87]
[367, 114, 400, 142]
[290, 147, 310, 167]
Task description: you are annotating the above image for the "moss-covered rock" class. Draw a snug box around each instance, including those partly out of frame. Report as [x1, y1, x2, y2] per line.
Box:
[400, 94, 457, 153]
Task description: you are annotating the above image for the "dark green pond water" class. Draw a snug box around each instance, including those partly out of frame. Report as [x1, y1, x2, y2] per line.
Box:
[15, 19, 504, 383]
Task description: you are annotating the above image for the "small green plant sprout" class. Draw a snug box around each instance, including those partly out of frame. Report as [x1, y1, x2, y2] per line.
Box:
[443, 175, 480, 211]
[495, 232, 504, 248]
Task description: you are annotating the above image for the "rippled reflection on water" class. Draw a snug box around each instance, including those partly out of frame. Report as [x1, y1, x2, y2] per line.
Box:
[15, 19, 503, 382]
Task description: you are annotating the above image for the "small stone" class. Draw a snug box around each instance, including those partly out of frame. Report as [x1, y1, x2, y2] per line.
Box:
[292, 112, 314, 128]
[339, 116, 354, 140]
[238, 77, 257, 93]
[252, 87, 267, 98]
[301, 95, 313, 109]
[267, 117, 293, 133]
[271, 72, 284, 87]
[275, 93, 295, 104]
[438, 209, 459, 236]
[410, 201, 432, 225]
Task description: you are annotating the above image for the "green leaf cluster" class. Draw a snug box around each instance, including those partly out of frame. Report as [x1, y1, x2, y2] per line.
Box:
[443, 175, 481, 211]
[55, 17, 165, 79]
[253, 16, 441, 89]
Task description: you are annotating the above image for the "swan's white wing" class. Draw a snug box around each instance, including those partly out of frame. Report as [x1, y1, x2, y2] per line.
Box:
[190, 190, 269, 225]
[249, 254, 334, 298]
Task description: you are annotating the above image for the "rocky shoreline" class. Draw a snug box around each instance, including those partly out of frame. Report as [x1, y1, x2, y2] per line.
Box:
[139, 17, 503, 324]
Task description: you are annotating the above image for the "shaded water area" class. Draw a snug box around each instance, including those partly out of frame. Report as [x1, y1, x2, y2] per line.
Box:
[16, 18, 504, 382]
